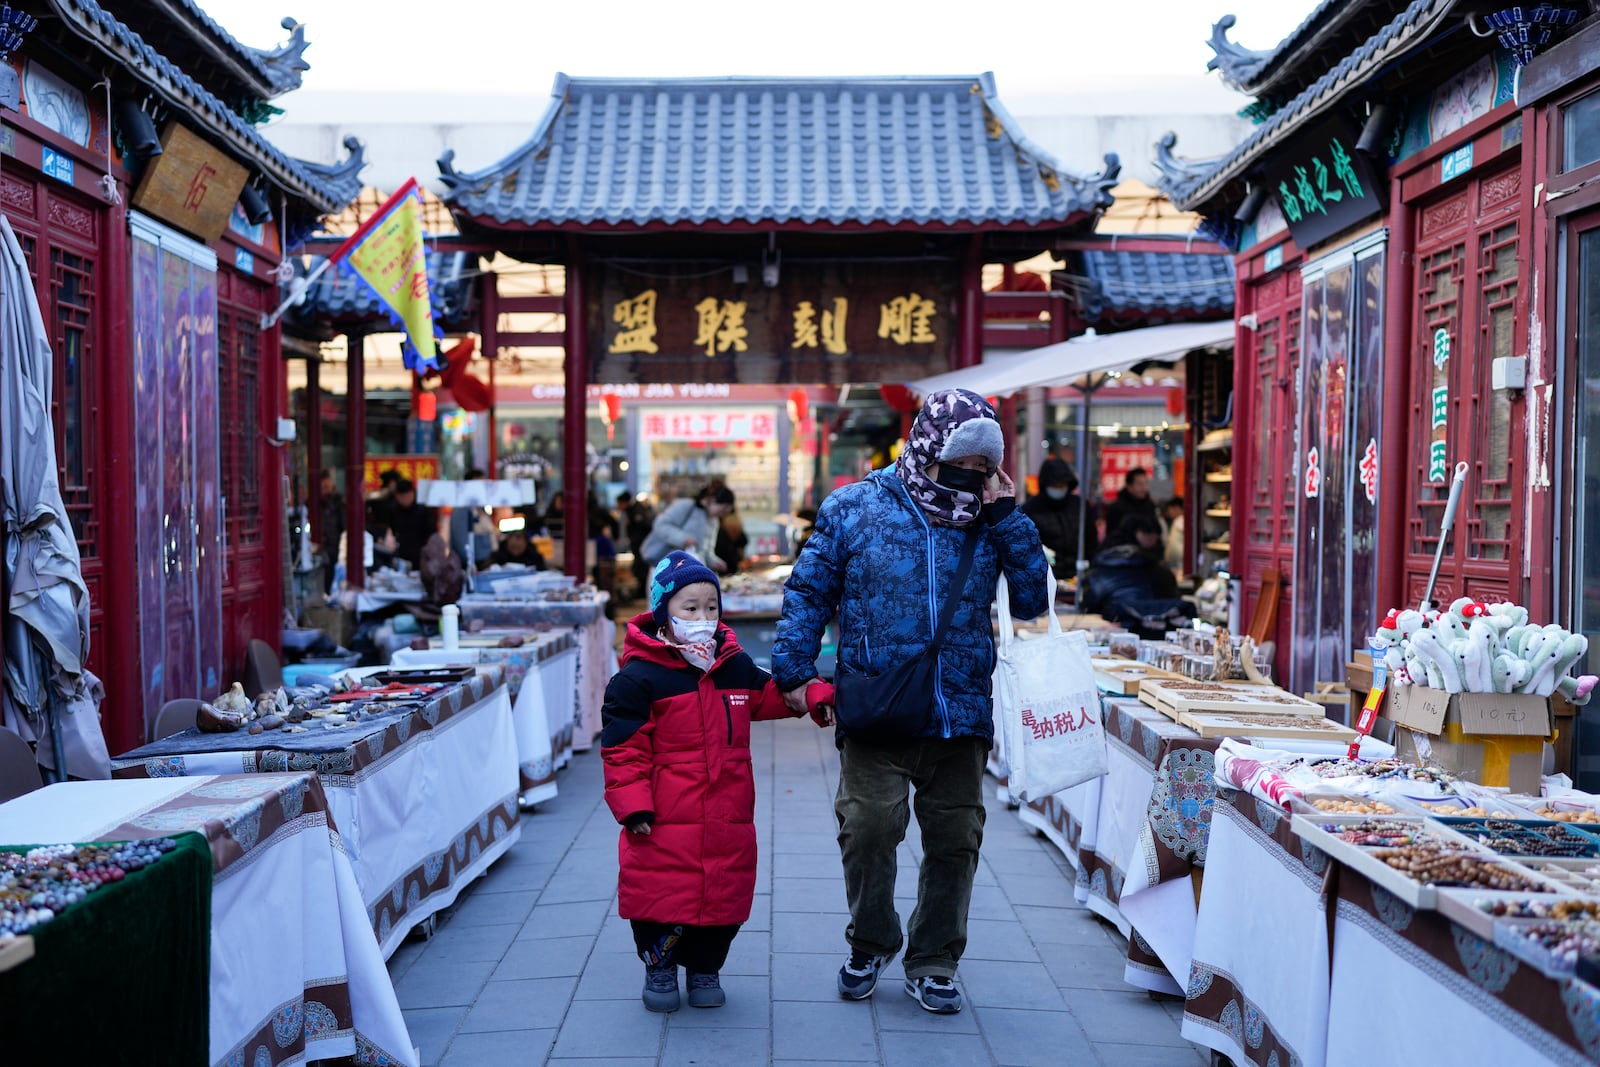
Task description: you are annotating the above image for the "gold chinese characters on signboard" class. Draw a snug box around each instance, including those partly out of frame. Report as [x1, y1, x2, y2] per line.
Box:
[131, 123, 250, 244]
[605, 290, 938, 358]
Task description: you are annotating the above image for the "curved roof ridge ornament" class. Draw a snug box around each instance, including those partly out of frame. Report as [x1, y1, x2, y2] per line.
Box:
[244, 17, 310, 96]
[296, 134, 366, 206]
[1205, 14, 1274, 93]
[1090, 153, 1122, 209]
[1152, 133, 1218, 189]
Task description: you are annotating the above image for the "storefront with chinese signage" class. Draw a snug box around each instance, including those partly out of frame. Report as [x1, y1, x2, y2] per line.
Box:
[1160, 9, 1544, 691]
[0, 7, 360, 754]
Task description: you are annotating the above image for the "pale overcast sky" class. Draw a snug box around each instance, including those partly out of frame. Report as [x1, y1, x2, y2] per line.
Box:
[202, 0, 1313, 116]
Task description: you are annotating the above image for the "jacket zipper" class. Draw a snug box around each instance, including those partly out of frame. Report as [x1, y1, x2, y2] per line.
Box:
[896, 477, 952, 738]
[722, 693, 734, 744]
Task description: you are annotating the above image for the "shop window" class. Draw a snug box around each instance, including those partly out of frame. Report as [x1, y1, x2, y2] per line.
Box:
[1565, 88, 1600, 171]
[1250, 317, 1278, 546]
[219, 311, 263, 547]
[1281, 306, 1301, 549]
[1411, 241, 1465, 557]
[50, 247, 95, 554]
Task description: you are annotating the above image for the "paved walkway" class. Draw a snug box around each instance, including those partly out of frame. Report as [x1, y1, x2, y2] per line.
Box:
[386, 722, 1210, 1066]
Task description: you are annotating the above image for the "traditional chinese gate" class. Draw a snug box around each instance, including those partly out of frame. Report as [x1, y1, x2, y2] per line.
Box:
[1402, 161, 1529, 609]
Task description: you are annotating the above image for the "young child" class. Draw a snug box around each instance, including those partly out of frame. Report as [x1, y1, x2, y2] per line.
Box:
[602, 551, 833, 1012]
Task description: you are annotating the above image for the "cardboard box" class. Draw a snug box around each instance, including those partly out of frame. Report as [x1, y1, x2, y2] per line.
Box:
[302, 604, 356, 649]
[1383, 686, 1550, 794]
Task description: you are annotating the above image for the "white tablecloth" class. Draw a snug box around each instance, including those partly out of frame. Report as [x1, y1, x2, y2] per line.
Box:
[390, 646, 576, 805]
[0, 775, 416, 1067]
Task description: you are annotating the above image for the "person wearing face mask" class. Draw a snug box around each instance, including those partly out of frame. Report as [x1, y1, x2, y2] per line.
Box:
[773, 388, 1050, 1014]
[602, 551, 834, 1014]
[1020, 457, 1096, 580]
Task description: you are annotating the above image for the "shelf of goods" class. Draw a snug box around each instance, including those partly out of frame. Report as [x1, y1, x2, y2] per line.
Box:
[1195, 428, 1231, 578]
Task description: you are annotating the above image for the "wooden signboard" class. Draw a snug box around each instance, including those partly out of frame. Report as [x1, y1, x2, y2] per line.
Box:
[1178, 711, 1353, 742]
[1138, 677, 1325, 720]
[132, 123, 249, 243]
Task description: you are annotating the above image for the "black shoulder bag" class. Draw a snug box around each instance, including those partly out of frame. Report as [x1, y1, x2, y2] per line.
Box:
[835, 525, 980, 744]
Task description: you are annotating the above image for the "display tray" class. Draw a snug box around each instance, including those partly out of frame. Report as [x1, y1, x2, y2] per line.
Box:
[1289, 791, 1411, 817]
[1410, 795, 1540, 819]
[1092, 658, 1180, 696]
[1138, 677, 1324, 720]
[1290, 813, 1489, 909]
[1435, 888, 1584, 941]
[1179, 711, 1351, 741]
[1430, 817, 1600, 860]
[0, 935, 33, 974]
[369, 666, 479, 685]
[1492, 915, 1600, 979]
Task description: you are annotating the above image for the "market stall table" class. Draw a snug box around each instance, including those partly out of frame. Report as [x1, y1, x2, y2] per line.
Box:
[109, 668, 520, 958]
[456, 593, 616, 751]
[390, 629, 579, 805]
[0, 773, 414, 1067]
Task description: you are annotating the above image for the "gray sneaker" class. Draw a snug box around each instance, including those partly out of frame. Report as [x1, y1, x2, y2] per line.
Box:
[905, 975, 963, 1014]
[686, 971, 726, 1008]
[642, 961, 680, 1012]
[838, 948, 896, 1000]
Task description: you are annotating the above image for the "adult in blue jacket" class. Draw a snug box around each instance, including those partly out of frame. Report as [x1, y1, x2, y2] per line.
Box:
[773, 388, 1049, 1015]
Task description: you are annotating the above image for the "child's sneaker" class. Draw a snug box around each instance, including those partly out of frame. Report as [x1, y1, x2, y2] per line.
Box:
[837, 948, 896, 1000]
[904, 974, 963, 1014]
[686, 971, 726, 1008]
[641, 961, 679, 1012]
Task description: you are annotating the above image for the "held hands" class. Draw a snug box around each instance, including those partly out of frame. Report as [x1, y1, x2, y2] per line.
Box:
[624, 813, 654, 836]
[783, 679, 836, 726]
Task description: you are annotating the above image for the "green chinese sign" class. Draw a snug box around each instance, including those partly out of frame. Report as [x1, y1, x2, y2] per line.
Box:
[1263, 118, 1385, 250]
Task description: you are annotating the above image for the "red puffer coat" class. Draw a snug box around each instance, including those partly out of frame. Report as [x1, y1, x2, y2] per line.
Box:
[602, 613, 796, 925]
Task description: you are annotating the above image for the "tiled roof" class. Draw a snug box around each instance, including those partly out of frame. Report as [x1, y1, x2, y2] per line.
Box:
[109, 1, 309, 97]
[290, 251, 475, 327]
[47, 0, 356, 213]
[1206, 1, 1396, 98]
[1159, 0, 1456, 213]
[1063, 244, 1235, 324]
[438, 73, 1119, 230]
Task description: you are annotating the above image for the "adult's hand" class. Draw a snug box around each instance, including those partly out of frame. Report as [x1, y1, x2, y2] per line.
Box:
[683, 537, 699, 549]
[985, 469, 1016, 505]
[782, 680, 819, 716]
[711, 557, 728, 573]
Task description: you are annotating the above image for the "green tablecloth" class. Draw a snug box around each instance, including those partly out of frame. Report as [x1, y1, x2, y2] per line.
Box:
[0, 832, 212, 1065]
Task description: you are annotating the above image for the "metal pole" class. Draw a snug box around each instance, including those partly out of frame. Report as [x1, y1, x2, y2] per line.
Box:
[1075, 377, 1094, 612]
[306, 356, 322, 546]
[345, 331, 367, 590]
[562, 241, 589, 580]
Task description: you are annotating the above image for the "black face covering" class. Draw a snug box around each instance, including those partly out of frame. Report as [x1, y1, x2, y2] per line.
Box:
[934, 465, 988, 495]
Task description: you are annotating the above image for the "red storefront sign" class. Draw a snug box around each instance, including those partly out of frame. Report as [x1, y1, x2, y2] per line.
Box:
[364, 455, 439, 495]
[1099, 445, 1156, 501]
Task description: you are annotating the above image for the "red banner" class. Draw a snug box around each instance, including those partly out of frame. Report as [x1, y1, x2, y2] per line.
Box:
[1099, 445, 1156, 501]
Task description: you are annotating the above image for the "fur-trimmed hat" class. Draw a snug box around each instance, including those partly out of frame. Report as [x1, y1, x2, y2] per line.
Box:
[649, 550, 720, 629]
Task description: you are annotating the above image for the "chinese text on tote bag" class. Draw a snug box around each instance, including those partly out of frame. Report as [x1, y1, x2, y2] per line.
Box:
[994, 575, 1107, 802]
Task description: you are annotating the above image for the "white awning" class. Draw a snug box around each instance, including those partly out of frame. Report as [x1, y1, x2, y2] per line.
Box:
[908, 319, 1235, 398]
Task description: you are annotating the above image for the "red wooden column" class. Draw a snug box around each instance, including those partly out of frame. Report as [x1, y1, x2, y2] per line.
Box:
[345, 331, 367, 590]
[480, 272, 500, 476]
[306, 355, 322, 544]
[1378, 194, 1414, 609]
[562, 241, 589, 579]
[101, 189, 141, 755]
[957, 234, 984, 369]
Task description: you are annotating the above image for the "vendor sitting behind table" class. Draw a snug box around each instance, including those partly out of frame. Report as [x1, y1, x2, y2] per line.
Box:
[491, 528, 547, 570]
[1081, 515, 1189, 634]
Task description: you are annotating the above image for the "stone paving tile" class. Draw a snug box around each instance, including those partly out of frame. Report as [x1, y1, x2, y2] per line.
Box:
[1039, 939, 1138, 990]
[395, 959, 498, 1009]
[723, 930, 773, 975]
[1000, 872, 1090, 909]
[769, 952, 844, 1002]
[450, 888, 540, 927]
[402, 1006, 469, 1067]
[771, 1000, 880, 1062]
[492, 935, 596, 981]
[661, 1026, 769, 1065]
[978, 1006, 1097, 1066]
[956, 959, 1068, 1011]
[573, 949, 646, 1000]
[745, 893, 773, 932]
[667, 974, 771, 1028]
[772, 875, 848, 913]
[772, 910, 849, 954]
[517, 899, 612, 941]
[1013, 904, 1122, 947]
[438, 1027, 555, 1066]
[880, 1030, 994, 1067]
[459, 976, 577, 1032]
[551, 999, 667, 1059]
[419, 922, 521, 965]
[871, 980, 981, 1034]
[1092, 1042, 1210, 1066]
[1068, 989, 1194, 1047]
[959, 917, 1042, 963]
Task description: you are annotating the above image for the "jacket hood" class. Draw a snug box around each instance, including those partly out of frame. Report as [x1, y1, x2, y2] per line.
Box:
[622, 611, 744, 669]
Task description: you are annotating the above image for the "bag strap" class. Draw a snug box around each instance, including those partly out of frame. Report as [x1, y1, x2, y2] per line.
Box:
[929, 526, 980, 651]
[996, 565, 1063, 652]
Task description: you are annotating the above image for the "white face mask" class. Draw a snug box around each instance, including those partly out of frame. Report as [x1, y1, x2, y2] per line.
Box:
[1045, 487, 1070, 501]
[671, 617, 717, 643]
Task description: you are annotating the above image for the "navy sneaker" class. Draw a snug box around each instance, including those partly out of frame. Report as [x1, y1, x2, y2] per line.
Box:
[641, 961, 679, 1013]
[837, 948, 896, 1000]
[686, 971, 726, 1008]
[905, 975, 963, 1014]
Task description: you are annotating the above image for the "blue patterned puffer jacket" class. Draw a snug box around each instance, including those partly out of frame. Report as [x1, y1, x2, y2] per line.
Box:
[772, 468, 1050, 745]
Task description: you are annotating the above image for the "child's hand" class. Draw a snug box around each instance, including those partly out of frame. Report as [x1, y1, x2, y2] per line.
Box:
[624, 813, 654, 835]
[806, 682, 837, 727]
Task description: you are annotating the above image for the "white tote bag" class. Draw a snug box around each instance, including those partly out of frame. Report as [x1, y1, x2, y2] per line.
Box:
[994, 575, 1107, 802]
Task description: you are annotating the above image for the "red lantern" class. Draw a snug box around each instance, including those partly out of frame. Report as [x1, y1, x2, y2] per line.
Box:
[787, 388, 809, 425]
[1166, 386, 1185, 417]
[599, 392, 622, 440]
[416, 392, 437, 422]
